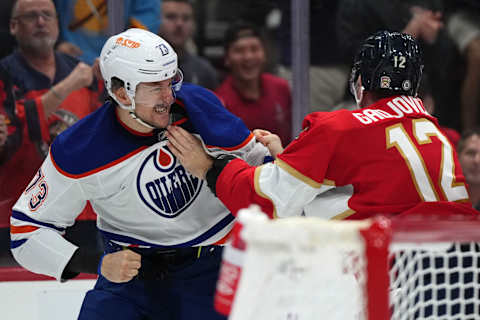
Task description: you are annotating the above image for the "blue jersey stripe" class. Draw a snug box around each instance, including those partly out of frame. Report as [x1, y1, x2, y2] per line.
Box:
[11, 210, 66, 232]
[263, 156, 275, 163]
[100, 213, 235, 248]
[11, 239, 27, 249]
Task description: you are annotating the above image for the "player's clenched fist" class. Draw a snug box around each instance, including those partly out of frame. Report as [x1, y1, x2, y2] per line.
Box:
[100, 249, 142, 283]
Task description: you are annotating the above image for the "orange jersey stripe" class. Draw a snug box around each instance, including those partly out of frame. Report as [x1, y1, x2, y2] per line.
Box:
[10, 225, 39, 234]
[213, 229, 233, 245]
[50, 146, 149, 179]
[206, 132, 254, 151]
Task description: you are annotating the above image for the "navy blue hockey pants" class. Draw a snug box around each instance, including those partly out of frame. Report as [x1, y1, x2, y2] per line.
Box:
[78, 242, 227, 320]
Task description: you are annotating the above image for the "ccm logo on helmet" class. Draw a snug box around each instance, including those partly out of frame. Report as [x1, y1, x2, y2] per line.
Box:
[115, 37, 141, 48]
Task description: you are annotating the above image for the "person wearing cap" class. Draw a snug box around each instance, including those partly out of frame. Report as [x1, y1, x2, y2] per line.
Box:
[9, 28, 270, 319]
[215, 21, 293, 146]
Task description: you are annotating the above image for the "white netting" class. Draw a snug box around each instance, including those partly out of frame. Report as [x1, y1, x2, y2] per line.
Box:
[226, 210, 480, 320]
[389, 242, 480, 320]
[229, 216, 370, 320]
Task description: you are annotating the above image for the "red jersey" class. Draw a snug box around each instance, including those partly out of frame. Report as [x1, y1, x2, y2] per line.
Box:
[215, 73, 292, 145]
[216, 95, 475, 219]
[0, 51, 103, 226]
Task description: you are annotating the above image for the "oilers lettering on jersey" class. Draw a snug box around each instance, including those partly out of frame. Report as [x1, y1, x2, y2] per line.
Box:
[137, 146, 202, 218]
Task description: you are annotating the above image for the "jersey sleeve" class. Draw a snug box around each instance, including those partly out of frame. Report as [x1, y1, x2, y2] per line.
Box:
[10, 151, 89, 280]
[277, 112, 340, 181]
[216, 113, 341, 218]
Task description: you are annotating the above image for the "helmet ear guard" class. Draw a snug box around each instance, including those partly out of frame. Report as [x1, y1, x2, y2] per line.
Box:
[349, 31, 424, 99]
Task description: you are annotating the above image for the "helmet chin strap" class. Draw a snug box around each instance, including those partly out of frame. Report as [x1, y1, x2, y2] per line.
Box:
[128, 99, 156, 129]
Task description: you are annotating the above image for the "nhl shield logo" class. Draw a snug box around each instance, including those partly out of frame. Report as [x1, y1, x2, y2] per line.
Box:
[137, 147, 202, 218]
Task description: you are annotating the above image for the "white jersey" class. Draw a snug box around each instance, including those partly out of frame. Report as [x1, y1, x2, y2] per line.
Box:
[10, 83, 270, 280]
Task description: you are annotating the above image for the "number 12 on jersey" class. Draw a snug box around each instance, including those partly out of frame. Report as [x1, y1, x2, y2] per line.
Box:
[386, 119, 468, 202]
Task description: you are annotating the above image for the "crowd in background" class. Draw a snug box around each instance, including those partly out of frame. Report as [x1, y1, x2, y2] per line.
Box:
[1, 0, 480, 269]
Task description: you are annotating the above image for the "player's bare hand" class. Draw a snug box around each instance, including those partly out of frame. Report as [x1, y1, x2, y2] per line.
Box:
[100, 250, 141, 283]
[166, 125, 213, 179]
[0, 115, 7, 147]
[253, 129, 284, 158]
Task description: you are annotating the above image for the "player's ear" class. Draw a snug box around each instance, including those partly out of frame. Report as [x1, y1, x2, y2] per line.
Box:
[113, 87, 132, 106]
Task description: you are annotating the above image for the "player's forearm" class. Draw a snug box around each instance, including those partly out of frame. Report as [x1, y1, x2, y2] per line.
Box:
[11, 227, 79, 281]
[62, 247, 103, 280]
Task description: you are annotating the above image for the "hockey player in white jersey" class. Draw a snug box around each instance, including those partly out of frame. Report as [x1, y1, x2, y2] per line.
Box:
[10, 28, 269, 320]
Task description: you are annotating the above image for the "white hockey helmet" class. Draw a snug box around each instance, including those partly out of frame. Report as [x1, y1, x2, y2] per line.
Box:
[99, 28, 183, 109]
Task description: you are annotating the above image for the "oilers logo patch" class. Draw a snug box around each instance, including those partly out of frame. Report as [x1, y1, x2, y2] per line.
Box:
[137, 146, 202, 218]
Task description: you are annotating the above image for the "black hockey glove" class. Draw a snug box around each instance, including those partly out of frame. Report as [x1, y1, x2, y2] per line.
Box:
[206, 154, 236, 196]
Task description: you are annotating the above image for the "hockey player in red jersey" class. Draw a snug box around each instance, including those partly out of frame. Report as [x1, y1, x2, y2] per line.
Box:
[167, 30, 478, 220]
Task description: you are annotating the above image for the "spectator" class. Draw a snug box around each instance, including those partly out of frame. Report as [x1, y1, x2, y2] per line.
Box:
[0, 67, 20, 266]
[215, 21, 292, 146]
[337, 0, 464, 132]
[0, 0, 103, 250]
[458, 128, 480, 210]
[158, 0, 219, 90]
[446, 1, 480, 131]
[167, 31, 477, 221]
[198, 0, 279, 73]
[10, 28, 269, 319]
[54, 0, 160, 65]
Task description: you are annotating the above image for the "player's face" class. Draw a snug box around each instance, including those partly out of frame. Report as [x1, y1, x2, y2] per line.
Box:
[226, 36, 266, 83]
[459, 134, 480, 186]
[134, 79, 175, 129]
[159, 2, 194, 49]
[10, 0, 59, 53]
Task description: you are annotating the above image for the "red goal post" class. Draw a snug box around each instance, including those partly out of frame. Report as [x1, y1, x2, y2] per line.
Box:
[225, 208, 480, 320]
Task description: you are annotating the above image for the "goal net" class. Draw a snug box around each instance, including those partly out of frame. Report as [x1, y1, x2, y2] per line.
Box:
[225, 209, 480, 320]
